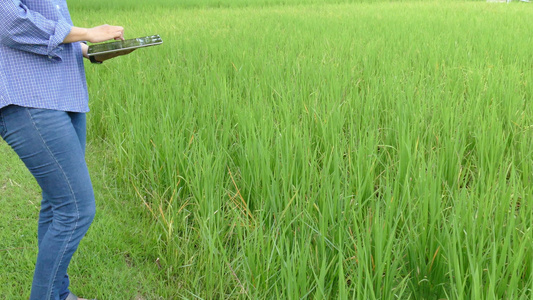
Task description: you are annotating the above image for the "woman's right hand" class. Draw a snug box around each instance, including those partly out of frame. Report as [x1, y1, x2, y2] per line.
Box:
[85, 25, 125, 43]
[63, 25, 125, 44]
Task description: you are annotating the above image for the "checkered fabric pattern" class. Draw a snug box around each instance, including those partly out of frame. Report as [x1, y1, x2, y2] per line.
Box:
[0, 0, 89, 112]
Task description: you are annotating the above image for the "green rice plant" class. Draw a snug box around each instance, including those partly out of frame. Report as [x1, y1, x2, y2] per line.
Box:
[73, 1, 533, 298]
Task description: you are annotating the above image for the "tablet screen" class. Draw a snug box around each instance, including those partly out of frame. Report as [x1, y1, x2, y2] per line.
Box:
[87, 35, 163, 56]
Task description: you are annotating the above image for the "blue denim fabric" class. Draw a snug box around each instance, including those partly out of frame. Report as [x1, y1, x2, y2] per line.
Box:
[0, 105, 95, 300]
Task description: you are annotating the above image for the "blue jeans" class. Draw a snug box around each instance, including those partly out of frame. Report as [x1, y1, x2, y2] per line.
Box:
[0, 105, 95, 300]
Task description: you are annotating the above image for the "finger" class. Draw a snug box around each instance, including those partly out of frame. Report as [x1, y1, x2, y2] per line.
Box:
[118, 27, 125, 40]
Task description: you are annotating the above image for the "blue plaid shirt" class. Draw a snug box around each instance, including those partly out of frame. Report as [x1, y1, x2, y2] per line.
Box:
[0, 0, 89, 112]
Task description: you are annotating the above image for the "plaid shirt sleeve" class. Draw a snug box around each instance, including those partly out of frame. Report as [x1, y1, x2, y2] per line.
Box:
[0, 0, 72, 61]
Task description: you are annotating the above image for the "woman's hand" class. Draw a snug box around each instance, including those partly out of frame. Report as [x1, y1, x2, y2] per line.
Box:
[85, 25, 125, 43]
[64, 25, 125, 44]
[75, 25, 133, 63]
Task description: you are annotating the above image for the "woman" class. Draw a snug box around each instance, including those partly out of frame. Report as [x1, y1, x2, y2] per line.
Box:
[0, 1, 132, 299]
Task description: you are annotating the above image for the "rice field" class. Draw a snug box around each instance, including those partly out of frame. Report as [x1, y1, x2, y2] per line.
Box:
[71, 0, 533, 298]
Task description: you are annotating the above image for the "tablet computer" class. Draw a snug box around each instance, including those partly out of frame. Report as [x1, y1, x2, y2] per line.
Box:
[87, 35, 163, 56]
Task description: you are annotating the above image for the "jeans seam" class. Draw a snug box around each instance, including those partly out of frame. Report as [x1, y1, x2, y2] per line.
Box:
[0, 109, 6, 137]
[25, 108, 81, 300]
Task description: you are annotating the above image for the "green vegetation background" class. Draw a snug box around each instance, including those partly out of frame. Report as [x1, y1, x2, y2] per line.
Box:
[3, 0, 533, 299]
